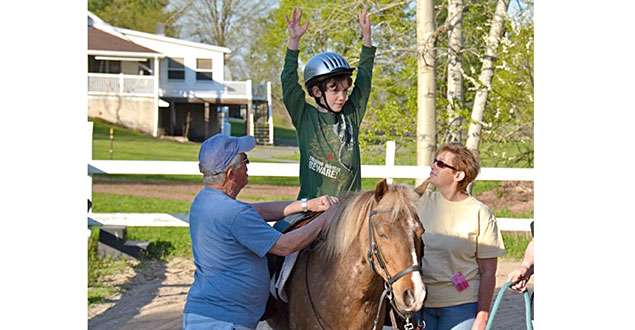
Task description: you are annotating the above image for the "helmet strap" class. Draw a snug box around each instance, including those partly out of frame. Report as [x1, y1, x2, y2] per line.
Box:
[314, 83, 335, 113]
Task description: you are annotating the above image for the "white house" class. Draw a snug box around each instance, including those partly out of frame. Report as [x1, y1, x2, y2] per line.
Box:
[87, 11, 273, 143]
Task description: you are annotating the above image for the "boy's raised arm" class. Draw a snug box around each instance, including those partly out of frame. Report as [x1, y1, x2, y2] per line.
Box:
[359, 8, 372, 48]
[286, 8, 309, 51]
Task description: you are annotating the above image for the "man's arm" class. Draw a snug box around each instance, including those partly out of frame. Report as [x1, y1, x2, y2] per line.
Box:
[268, 207, 334, 256]
[251, 195, 338, 221]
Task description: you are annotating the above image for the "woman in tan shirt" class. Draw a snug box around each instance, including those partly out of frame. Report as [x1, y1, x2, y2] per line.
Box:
[415, 143, 506, 330]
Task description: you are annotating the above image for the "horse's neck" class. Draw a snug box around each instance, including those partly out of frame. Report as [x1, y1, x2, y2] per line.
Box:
[308, 238, 385, 328]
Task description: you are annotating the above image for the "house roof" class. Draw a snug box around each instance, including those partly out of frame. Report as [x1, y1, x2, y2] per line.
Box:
[88, 27, 159, 54]
[118, 28, 231, 54]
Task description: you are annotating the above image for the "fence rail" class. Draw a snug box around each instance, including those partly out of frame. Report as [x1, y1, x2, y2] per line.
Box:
[88, 160, 534, 181]
[88, 212, 534, 233]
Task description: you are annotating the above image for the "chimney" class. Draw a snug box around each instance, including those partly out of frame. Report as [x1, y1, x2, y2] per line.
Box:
[156, 23, 165, 36]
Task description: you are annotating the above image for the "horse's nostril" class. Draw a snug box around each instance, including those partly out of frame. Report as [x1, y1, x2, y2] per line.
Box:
[403, 288, 415, 307]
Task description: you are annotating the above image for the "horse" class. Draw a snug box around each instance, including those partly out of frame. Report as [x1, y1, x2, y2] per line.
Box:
[267, 179, 429, 330]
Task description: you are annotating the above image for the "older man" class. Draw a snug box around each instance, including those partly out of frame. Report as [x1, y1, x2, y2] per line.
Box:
[183, 134, 337, 330]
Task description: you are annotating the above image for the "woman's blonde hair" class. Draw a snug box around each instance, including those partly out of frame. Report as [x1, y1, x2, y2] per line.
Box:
[437, 143, 480, 192]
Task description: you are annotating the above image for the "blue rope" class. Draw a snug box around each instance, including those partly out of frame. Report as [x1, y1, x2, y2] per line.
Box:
[485, 281, 533, 330]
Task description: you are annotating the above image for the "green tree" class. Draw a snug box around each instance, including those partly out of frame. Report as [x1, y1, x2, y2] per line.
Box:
[88, 0, 181, 37]
[244, 0, 533, 167]
[479, 0, 534, 166]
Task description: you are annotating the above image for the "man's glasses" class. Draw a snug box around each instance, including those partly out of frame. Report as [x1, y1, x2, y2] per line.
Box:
[433, 158, 458, 171]
[242, 155, 250, 165]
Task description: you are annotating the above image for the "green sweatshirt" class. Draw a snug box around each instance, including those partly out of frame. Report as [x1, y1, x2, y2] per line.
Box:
[281, 45, 376, 199]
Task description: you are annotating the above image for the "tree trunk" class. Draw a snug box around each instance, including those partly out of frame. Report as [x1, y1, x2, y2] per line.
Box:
[465, 0, 511, 153]
[447, 0, 464, 144]
[416, 0, 437, 186]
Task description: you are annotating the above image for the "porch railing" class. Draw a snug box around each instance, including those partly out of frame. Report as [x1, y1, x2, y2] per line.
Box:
[88, 73, 155, 97]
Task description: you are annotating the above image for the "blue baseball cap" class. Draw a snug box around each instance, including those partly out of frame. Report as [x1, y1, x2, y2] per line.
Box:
[198, 134, 256, 174]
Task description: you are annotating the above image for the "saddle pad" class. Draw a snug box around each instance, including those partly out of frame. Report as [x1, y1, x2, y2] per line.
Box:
[269, 211, 323, 302]
[269, 251, 299, 303]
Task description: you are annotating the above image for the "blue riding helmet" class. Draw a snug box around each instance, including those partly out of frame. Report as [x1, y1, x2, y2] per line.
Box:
[303, 52, 355, 97]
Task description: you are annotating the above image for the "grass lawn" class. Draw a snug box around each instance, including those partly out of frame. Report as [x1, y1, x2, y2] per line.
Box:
[92, 118, 200, 161]
[92, 118, 531, 167]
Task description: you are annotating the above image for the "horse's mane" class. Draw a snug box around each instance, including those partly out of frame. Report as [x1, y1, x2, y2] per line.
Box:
[318, 184, 419, 260]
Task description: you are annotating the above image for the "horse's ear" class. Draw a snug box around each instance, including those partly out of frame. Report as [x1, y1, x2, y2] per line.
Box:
[374, 179, 389, 202]
[414, 177, 431, 196]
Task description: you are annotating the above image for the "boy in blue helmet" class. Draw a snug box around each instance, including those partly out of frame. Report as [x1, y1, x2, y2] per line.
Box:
[282, 7, 375, 200]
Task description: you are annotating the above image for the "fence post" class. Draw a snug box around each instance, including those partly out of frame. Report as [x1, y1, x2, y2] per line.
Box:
[385, 140, 395, 184]
[247, 80, 254, 137]
[267, 81, 273, 144]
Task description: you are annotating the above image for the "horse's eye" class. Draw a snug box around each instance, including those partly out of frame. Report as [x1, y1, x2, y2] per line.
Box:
[378, 233, 388, 239]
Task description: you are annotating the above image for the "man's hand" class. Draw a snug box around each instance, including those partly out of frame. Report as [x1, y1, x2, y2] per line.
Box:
[308, 195, 339, 212]
[359, 8, 372, 47]
[286, 8, 309, 50]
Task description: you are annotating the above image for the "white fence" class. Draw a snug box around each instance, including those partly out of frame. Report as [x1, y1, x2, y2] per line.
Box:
[87, 160, 534, 232]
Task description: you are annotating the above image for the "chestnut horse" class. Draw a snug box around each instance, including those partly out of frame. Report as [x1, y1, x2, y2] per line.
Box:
[267, 179, 429, 330]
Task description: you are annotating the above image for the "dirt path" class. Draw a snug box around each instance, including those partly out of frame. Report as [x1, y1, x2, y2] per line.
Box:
[92, 180, 532, 214]
[93, 180, 300, 203]
[88, 258, 533, 330]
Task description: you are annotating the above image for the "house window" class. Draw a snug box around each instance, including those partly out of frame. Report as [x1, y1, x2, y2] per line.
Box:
[196, 58, 213, 81]
[88, 56, 121, 74]
[168, 57, 185, 80]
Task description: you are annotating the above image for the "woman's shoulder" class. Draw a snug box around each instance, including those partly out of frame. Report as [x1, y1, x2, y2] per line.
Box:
[465, 195, 496, 221]
[465, 195, 493, 210]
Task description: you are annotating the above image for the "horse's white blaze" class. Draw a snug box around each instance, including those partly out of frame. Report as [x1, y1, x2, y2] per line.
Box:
[410, 248, 426, 311]
[408, 219, 426, 311]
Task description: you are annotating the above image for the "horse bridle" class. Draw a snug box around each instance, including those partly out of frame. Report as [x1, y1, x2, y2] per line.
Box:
[367, 201, 422, 330]
[304, 201, 424, 330]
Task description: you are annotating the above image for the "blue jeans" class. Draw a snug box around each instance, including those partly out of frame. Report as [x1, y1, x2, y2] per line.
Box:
[417, 302, 477, 330]
[182, 313, 254, 330]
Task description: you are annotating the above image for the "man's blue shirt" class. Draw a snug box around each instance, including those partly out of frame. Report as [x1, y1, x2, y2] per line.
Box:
[184, 187, 281, 329]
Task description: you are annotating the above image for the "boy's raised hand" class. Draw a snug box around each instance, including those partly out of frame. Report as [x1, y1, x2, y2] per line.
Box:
[286, 8, 309, 50]
[359, 8, 372, 47]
